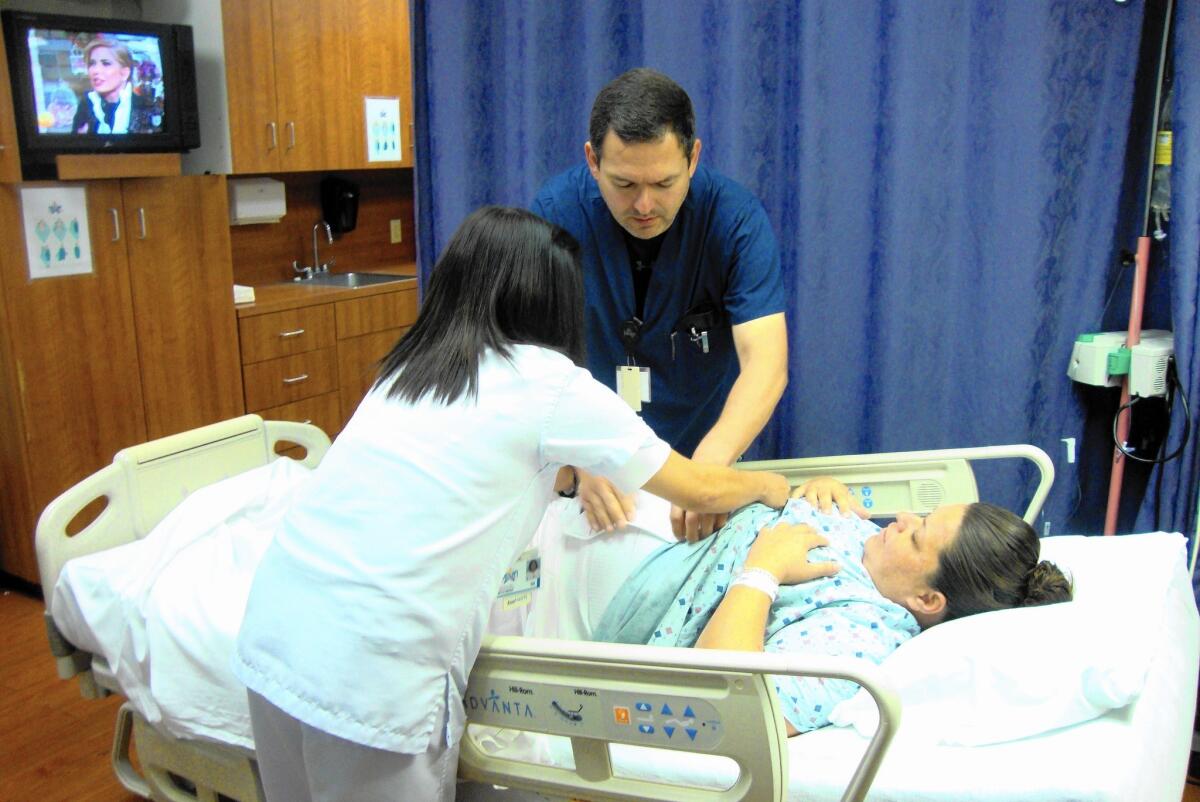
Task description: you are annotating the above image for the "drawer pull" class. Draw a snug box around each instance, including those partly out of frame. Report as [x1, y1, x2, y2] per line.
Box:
[282, 374, 309, 385]
[301, 419, 313, 425]
[279, 328, 306, 339]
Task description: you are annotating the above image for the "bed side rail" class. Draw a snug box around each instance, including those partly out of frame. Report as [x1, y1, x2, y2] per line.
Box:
[740, 444, 1053, 524]
[34, 415, 331, 684]
[461, 636, 899, 802]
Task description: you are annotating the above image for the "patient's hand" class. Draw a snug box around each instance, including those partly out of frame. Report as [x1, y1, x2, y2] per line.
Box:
[792, 476, 869, 518]
[577, 468, 637, 532]
[745, 523, 841, 585]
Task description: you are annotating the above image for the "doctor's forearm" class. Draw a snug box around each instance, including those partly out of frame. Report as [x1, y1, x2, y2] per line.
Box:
[693, 367, 787, 465]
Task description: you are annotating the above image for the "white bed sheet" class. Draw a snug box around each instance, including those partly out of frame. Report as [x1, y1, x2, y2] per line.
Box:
[51, 479, 1197, 802]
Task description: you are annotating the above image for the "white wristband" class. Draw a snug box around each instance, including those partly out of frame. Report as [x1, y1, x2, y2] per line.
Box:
[730, 566, 780, 602]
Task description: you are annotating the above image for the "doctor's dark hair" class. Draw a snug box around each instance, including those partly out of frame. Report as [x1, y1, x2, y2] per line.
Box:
[931, 503, 1072, 622]
[589, 68, 696, 163]
[375, 206, 585, 405]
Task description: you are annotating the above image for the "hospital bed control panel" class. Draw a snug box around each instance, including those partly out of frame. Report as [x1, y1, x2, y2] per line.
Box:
[464, 679, 724, 750]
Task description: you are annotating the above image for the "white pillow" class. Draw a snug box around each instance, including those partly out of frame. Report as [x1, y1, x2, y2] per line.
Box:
[829, 532, 1187, 746]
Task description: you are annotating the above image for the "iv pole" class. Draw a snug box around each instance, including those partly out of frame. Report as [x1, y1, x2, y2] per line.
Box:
[1104, 0, 1174, 535]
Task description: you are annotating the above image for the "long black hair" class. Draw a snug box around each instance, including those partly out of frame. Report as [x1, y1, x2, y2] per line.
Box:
[375, 206, 585, 404]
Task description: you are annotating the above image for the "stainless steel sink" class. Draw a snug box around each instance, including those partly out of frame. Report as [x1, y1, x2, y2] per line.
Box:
[294, 272, 407, 288]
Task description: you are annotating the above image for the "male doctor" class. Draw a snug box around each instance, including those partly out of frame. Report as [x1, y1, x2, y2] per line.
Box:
[533, 68, 788, 541]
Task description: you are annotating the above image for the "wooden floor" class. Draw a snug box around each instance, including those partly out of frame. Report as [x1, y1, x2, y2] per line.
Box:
[1, 584, 141, 802]
[3, 581, 1200, 802]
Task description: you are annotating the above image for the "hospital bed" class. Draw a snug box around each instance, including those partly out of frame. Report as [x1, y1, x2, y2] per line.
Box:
[34, 415, 1198, 802]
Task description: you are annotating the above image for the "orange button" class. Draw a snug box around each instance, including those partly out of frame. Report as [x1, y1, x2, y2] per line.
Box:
[613, 706, 630, 725]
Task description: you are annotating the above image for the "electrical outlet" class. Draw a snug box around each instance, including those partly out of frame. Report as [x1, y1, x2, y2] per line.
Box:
[389, 219, 403, 244]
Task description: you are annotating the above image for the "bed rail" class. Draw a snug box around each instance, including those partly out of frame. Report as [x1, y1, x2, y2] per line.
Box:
[35, 415, 330, 683]
[741, 444, 1054, 524]
[462, 636, 899, 802]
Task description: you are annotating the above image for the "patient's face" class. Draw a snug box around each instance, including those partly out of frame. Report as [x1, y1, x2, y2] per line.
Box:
[862, 504, 966, 610]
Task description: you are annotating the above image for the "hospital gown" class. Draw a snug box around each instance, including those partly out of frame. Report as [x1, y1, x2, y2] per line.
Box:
[593, 499, 920, 732]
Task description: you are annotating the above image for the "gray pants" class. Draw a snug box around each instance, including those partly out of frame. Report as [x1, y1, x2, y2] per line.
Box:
[247, 690, 459, 802]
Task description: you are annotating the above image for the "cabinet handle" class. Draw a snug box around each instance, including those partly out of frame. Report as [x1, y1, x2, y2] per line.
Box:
[282, 373, 309, 385]
[268, 121, 278, 150]
[137, 208, 147, 239]
[301, 419, 313, 425]
[286, 121, 296, 150]
[109, 208, 121, 242]
[279, 328, 306, 339]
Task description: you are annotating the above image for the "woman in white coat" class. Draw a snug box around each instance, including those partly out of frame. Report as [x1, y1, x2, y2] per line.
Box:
[233, 206, 791, 801]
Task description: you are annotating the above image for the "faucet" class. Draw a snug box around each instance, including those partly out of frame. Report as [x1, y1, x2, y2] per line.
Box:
[313, 220, 334, 273]
[292, 221, 335, 281]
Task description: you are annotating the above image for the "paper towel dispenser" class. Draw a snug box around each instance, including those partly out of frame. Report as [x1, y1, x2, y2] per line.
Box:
[228, 178, 287, 225]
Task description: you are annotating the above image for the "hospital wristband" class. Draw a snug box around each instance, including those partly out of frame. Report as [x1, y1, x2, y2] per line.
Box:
[730, 566, 780, 603]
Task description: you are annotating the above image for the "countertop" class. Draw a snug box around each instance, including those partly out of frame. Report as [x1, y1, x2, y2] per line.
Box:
[235, 263, 419, 318]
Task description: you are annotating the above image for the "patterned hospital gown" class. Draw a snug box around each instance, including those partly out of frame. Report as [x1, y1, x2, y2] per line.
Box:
[592, 498, 920, 732]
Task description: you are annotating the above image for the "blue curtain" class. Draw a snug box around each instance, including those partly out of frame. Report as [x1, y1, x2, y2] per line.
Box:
[413, 1, 1190, 536]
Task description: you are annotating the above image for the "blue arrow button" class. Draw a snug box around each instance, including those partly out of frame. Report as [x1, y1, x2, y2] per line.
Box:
[683, 706, 695, 718]
[663, 726, 675, 738]
[638, 724, 655, 735]
[635, 702, 652, 712]
[661, 704, 672, 715]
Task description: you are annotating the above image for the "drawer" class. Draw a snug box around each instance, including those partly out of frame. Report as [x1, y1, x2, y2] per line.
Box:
[243, 347, 337, 410]
[239, 304, 335, 364]
[337, 326, 409, 427]
[335, 288, 417, 339]
[257, 390, 342, 455]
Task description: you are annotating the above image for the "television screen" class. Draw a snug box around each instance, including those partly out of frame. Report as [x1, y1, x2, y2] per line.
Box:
[1, 10, 199, 174]
[25, 27, 166, 137]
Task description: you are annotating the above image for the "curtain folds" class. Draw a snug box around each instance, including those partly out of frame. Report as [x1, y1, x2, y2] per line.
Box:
[413, 1, 1196, 542]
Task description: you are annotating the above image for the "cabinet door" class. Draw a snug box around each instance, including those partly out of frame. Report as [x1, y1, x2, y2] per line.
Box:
[0, 28, 24, 182]
[343, 0, 414, 168]
[0, 183, 147, 579]
[220, 0, 282, 173]
[121, 176, 245, 439]
[271, 0, 355, 171]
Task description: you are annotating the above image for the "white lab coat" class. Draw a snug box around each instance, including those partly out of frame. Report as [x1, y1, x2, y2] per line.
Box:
[233, 344, 669, 755]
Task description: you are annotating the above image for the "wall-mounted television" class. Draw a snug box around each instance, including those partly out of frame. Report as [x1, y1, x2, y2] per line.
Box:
[1, 10, 199, 175]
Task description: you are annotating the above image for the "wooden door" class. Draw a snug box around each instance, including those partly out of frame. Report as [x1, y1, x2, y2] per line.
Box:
[121, 176, 244, 439]
[0, 182, 147, 580]
[271, 0, 355, 171]
[343, 0, 414, 168]
[0, 29, 24, 182]
[220, 0, 282, 173]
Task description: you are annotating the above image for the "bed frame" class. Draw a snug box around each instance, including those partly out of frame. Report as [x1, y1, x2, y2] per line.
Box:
[35, 414, 1054, 802]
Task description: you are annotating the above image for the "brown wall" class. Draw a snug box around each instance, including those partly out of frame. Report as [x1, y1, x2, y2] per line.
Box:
[230, 168, 416, 286]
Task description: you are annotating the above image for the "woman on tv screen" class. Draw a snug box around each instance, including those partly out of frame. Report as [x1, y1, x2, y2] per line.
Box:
[70, 38, 158, 135]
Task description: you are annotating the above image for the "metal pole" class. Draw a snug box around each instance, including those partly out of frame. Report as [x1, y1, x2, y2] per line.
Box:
[1103, 0, 1173, 535]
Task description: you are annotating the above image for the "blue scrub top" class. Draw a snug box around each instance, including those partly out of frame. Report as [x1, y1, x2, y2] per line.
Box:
[533, 163, 785, 456]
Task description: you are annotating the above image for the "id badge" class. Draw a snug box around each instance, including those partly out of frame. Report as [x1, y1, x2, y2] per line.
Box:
[497, 548, 541, 603]
[616, 365, 651, 412]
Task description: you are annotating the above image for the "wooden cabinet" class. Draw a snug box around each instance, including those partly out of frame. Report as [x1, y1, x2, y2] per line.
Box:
[0, 25, 23, 182]
[0, 176, 244, 582]
[121, 178, 245, 439]
[220, 0, 413, 173]
[237, 284, 417, 439]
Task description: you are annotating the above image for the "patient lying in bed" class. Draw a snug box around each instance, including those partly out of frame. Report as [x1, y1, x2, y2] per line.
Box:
[591, 478, 1073, 735]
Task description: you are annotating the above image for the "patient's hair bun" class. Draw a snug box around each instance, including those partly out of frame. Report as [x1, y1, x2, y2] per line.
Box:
[1021, 560, 1073, 607]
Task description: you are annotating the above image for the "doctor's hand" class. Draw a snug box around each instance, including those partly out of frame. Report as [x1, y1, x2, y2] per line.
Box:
[671, 507, 727, 544]
[577, 468, 637, 532]
[792, 476, 869, 519]
[745, 523, 841, 586]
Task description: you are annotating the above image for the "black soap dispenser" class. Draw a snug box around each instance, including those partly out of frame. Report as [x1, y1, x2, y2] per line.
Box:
[320, 176, 360, 235]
